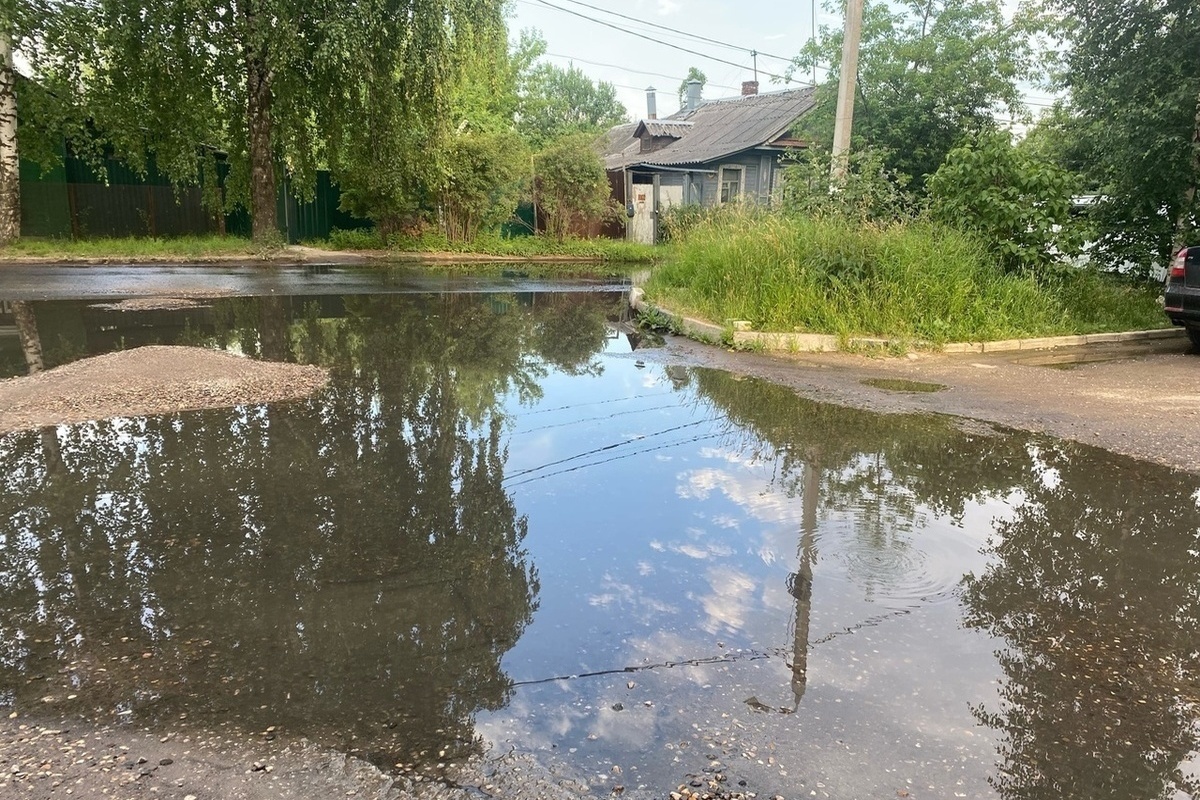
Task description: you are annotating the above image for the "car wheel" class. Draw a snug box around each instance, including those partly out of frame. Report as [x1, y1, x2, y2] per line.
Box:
[1188, 326, 1200, 352]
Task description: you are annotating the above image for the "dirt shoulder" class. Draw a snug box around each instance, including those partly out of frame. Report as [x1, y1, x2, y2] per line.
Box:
[0, 346, 328, 435]
[654, 335, 1200, 474]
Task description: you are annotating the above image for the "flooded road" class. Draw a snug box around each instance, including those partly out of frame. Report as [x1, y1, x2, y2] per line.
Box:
[2, 275, 1200, 799]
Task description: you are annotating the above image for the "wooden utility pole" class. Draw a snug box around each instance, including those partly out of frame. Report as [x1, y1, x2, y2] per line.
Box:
[830, 0, 864, 185]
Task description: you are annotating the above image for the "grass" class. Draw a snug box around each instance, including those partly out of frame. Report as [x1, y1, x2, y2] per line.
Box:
[645, 209, 1167, 345]
[2, 234, 271, 260]
[387, 231, 661, 263]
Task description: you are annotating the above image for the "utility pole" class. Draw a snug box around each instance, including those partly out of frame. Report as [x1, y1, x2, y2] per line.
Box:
[830, 0, 864, 185]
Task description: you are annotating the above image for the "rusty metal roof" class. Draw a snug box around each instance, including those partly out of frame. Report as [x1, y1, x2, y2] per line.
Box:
[603, 87, 818, 170]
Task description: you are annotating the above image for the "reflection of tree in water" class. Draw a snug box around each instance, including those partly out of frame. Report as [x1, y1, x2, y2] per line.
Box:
[0, 292, 616, 765]
[962, 446, 1200, 800]
[692, 369, 1200, 796]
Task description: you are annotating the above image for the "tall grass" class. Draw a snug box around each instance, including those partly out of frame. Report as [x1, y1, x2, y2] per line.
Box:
[647, 209, 1166, 343]
[388, 231, 660, 263]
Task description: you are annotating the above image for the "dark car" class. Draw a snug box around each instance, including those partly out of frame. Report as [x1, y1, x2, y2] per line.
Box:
[1164, 245, 1200, 350]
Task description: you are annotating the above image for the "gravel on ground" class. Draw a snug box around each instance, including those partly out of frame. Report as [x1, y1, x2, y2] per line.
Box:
[0, 346, 328, 435]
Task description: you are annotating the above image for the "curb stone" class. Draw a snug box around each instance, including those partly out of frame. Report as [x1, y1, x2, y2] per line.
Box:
[629, 286, 1185, 353]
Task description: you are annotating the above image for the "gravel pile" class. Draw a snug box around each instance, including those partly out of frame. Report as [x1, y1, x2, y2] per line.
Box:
[0, 345, 329, 434]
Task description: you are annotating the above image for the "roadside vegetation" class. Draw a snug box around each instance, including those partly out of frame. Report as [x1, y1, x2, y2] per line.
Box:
[646, 0, 1196, 346]
[0, 235, 269, 261]
[648, 208, 1164, 345]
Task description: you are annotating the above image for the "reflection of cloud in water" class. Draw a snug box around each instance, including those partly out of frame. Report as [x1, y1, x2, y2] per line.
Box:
[648, 534, 734, 561]
[700, 566, 757, 635]
[586, 573, 677, 621]
[678, 467, 808, 527]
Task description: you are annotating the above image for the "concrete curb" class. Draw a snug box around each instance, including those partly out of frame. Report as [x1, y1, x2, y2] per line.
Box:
[629, 286, 1185, 353]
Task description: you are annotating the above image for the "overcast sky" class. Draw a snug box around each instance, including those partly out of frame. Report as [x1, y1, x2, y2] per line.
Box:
[508, 0, 1059, 125]
[508, 0, 837, 120]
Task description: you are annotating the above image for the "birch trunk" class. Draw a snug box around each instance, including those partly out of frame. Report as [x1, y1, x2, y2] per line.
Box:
[0, 30, 19, 245]
[12, 300, 42, 373]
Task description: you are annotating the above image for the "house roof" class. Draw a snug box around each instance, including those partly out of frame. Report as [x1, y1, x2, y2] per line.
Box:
[633, 120, 693, 139]
[603, 87, 818, 171]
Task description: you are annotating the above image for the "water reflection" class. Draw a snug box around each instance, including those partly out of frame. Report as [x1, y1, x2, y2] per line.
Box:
[2, 290, 1200, 798]
[0, 290, 624, 765]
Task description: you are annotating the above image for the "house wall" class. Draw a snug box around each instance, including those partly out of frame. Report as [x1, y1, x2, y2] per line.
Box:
[692, 151, 785, 207]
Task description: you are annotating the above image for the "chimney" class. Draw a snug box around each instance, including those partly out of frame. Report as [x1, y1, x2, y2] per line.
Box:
[646, 86, 657, 120]
[686, 78, 702, 111]
[742, 80, 759, 96]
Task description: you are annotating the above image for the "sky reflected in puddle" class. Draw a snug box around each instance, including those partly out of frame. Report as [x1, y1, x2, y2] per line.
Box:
[1, 288, 1199, 799]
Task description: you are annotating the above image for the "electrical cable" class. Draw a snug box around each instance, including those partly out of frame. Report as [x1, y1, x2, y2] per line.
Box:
[527, 0, 810, 86]
[551, 0, 799, 65]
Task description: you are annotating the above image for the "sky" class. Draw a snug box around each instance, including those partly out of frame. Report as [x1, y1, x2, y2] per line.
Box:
[508, 0, 836, 120]
[507, 0, 1060, 126]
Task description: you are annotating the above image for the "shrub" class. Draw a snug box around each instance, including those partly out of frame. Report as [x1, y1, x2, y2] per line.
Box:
[779, 145, 914, 223]
[533, 134, 616, 241]
[927, 131, 1082, 274]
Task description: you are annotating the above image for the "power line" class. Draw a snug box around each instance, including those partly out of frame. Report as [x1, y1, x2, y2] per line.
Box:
[543, 52, 741, 92]
[528, 0, 809, 87]
[551, 0, 798, 65]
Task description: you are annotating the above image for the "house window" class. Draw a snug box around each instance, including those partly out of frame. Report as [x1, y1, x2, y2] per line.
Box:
[720, 167, 743, 204]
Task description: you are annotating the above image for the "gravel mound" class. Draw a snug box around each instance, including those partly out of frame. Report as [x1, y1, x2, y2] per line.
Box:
[0, 345, 328, 434]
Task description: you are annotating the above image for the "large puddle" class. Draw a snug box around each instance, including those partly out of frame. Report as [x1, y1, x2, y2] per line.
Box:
[3, 276, 1200, 799]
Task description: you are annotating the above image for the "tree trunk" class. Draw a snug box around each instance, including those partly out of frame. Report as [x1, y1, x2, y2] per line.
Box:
[242, 2, 276, 243]
[12, 300, 43, 373]
[1175, 87, 1200, 248]
[0, 30, 20, 246]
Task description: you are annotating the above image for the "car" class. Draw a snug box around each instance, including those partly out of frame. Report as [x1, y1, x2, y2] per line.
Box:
[1163, 245, 1200, 350]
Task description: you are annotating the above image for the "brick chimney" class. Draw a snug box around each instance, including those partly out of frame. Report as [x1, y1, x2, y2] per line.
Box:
[742, 81, 760, 96]
[646, 86, 657, 120]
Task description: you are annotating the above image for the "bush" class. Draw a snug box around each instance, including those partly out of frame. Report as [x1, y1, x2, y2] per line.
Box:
[533, 134, 616, 241]
[779, 145, 914, 223]
[928, 131, 1082, 274]
[327, 227, 386, 250]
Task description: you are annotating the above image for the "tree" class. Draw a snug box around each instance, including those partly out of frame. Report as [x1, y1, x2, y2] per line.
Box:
[790, 0, 1033, 190]
[518, 60, 627, 146]
[677, 66, 706, 109]
[0, 17, 16, 245]
[532, 132, 613, 240]
[1032, 0, 1200, 272]
[20, 0, 506, 242]
[928, 131, 1080, 273]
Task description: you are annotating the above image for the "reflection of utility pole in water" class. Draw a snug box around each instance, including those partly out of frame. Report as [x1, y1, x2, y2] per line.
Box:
[786, 456, 820, 707]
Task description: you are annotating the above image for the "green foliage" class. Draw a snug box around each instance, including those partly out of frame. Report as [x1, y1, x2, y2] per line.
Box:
[648, 208, 1165, 344]
[1032, 0, 1200, 273]
[677, 67, 707, 110]
[928, 131, 1081, 273]
[533, 133, 615, 241]
[780, 145, 914, 222]
[440, 130, 528, 242]
[388, 230, 658, 263]
[517, 61, 627, 146]
[325, 227, 385, 251]
[790, 0, 1034, 190]
[1, 234, 258, 260]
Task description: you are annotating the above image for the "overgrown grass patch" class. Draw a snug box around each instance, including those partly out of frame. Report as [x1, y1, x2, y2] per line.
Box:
[389, 231, 660, 263]
[646, 210, 1167, 344]
[3, 235, 265, 260]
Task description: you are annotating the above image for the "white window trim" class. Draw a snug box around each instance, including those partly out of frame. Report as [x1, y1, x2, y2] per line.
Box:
[718, 165, 745, 204]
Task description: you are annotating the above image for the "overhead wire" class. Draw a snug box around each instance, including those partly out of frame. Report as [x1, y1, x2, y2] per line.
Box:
[550, 0, 799, 65]
[526, 0, 810, 86]
[543, 51, 742, 92]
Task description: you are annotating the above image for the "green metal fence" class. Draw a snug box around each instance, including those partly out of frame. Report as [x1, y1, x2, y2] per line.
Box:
[19, 153, 373, 242]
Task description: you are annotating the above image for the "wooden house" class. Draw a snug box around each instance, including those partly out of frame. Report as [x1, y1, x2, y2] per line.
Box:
[602, 80, 818, 243]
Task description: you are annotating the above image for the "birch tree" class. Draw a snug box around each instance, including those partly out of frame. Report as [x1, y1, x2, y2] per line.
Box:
[0, 3, 18, 245]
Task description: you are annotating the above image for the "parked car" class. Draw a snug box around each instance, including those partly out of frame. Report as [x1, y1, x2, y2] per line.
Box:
[1164, 245, 1200, 349]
